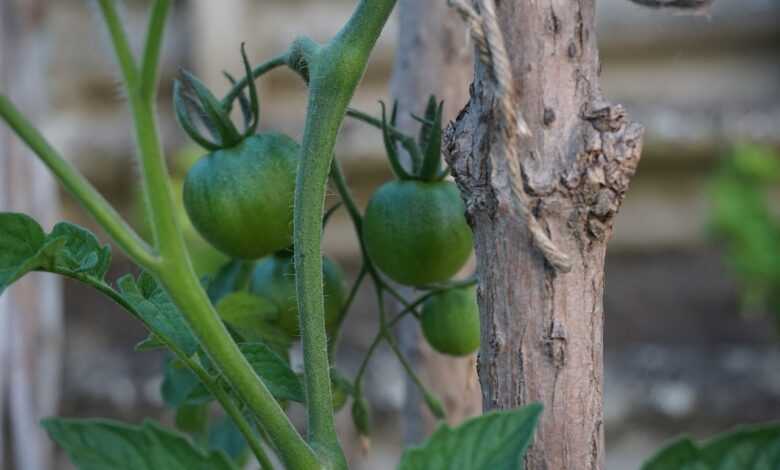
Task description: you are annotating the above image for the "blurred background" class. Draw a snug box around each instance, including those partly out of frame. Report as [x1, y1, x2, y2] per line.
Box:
[0, 0, 778, 469]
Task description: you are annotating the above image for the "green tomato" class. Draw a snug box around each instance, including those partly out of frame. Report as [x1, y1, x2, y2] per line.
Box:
[183, 133, 299, 259]
[420, 286, 480, 356]
[362, 180, 472, 286]
[250, 252, 346, 337]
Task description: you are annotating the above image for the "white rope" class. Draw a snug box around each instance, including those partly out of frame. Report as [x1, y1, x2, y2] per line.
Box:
[449, 0, 572, 273]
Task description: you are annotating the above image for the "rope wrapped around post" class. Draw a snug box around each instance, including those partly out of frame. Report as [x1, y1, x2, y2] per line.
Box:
[448, 0, 573, 273]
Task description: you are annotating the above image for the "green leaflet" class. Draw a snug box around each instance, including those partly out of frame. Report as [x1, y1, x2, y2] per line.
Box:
[642, 425, 780, 470]
[0, 213, 111, 294]
[118, 271, 200, 356]
[237, 342, 304, 403]
[398, 403, 542, 470]
[166, 341, 304, 407]
[208, 415, 250, 464]
[161, 357, 213, 408]
[43, 418, 237, 470]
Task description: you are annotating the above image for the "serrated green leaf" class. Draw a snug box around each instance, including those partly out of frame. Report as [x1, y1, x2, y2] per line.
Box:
[642, 424, 780, 470]
[48, 222, 111, 279]
[398, 403, 542, 470]
[205, 259, 254, 304]
[43, 418, 237, 470]
[0, 215, 111, 295]
[208, 415, 250, 463]
[217, 292, 278, 328]
[161, 357, 213, 408]
[118, 272, 199, 356]
[175, 403, 209, 434]
[238, 342, 304, 403]
[0, 213, 46, 292]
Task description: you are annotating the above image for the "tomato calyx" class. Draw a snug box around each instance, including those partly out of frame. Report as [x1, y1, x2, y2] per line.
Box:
[173, 43, 259, 151]
[380, 94, 449, 183]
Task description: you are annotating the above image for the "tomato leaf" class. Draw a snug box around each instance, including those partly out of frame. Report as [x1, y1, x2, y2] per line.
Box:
[0, 213, 47, 293]
[161, 356, 213, 408]
[42, 418, 237, 470]
[641, 424, 780, 470]
[185, 341, 302, 405]
[0, 213, 111, 294]
[118, 272, 200, 356]
[217, 291, 278, 327]
[238, 342, 304, 403]
[398, 403, 542, 470]
[205, 259, 254, 304]
[208, 415, 250, 464]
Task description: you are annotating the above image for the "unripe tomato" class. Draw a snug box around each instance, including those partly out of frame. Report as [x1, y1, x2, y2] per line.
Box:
[420, 286, 480, 356]
[362, 180, 472, 286]
[183, 133, 299, 259]
[250, 252, 346, 337]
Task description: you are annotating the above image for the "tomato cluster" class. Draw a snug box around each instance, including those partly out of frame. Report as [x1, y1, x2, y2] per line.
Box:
[174, 49, 478, 369]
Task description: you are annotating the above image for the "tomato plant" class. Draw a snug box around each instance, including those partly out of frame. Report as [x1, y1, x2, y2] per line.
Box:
[0, 1, 511, 468]
[2, 1, 778, 469]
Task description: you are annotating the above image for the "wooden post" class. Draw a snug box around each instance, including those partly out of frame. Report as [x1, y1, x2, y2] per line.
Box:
[446, 1, 644, 468]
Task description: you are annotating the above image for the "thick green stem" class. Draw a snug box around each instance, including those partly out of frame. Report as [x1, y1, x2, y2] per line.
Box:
[93, 3, 319, 467]
[293, 0, 396, 463]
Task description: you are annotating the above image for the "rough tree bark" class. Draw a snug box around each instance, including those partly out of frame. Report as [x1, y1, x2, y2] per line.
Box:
[389, 0, 481, 445]
[0, 1, 62, 470]
[445, 1, 643, 469]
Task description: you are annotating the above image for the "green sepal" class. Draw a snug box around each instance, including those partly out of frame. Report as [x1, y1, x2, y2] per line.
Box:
[415, 95, 438, 150]
[222, 72, 252, 132]
[418, 98, 444, 181]
[173, 80, 222, 151]
[380, 101, 413, 180]
[180, 70, 242, 147]
[239, 43, 260, 138]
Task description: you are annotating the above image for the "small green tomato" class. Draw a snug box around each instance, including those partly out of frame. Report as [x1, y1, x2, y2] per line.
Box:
[420, 286, 480, 357]
[250, 251, 346, 337]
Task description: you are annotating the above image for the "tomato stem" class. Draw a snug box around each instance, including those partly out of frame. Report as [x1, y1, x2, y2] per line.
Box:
[293, 1, 396, 464]
[139, 0, 171, 101]
[95, 3, 321, 468]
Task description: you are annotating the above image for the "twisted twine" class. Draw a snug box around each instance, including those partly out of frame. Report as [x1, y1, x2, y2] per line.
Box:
[448, 0, 572, 273]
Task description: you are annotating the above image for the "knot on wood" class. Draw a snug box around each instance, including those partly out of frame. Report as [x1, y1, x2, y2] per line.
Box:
[546, 321, 568, 369]
[563, 102, 644, 242]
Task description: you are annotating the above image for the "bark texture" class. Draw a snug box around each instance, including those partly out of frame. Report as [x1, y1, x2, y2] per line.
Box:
[0, 1, 62, 470]
[389, 0, 481, 445]
[445, 2, 643, 469]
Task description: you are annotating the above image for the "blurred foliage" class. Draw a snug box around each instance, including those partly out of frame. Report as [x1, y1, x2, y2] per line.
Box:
[133, 147, 229, 275]
[709, 144, 780, 324]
